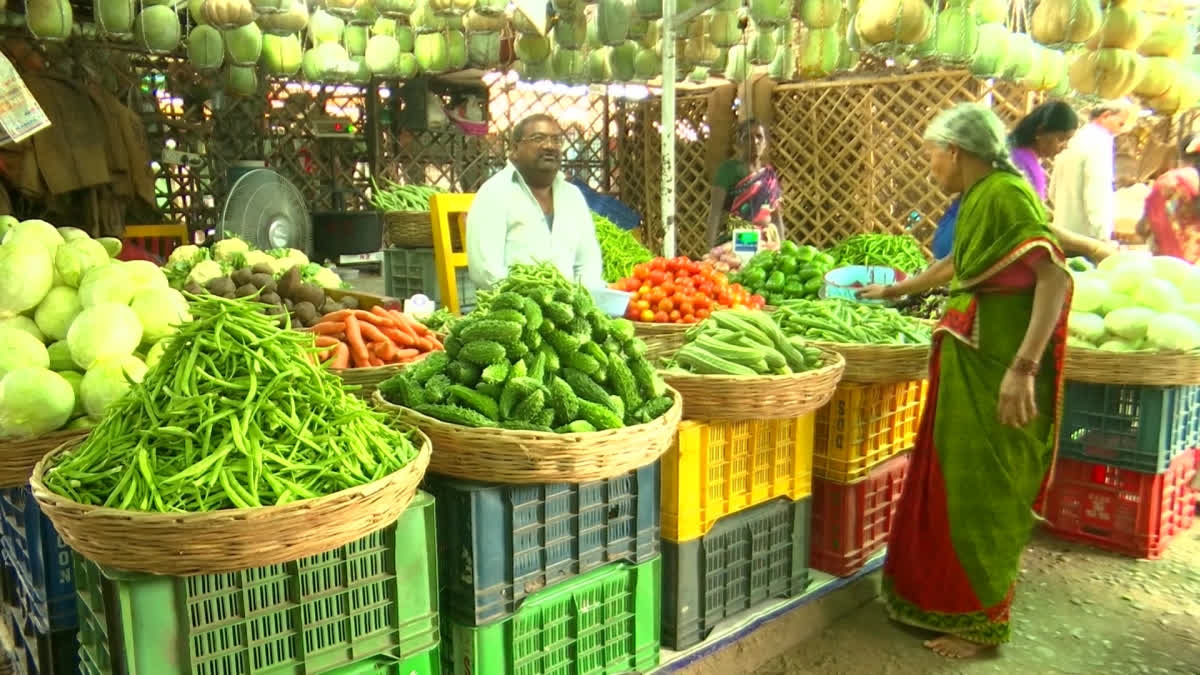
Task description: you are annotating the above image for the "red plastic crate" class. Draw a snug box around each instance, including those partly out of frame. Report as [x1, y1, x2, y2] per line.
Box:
[1044, 448, 1197, 559]
[810, 452, 910, 577]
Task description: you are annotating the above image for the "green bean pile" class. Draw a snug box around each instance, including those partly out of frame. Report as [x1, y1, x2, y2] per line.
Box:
[773, 298, 932, 345]
[370, 179, 446, 212]
[828, 234, 929, 274]
[593, 213, 652, 283]
[42, 295, 421, 513]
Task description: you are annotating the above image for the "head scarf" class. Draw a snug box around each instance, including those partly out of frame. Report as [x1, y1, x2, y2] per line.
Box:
[924, 103, 1021, 176]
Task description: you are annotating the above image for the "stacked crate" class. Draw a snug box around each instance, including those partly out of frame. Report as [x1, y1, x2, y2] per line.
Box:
[658, 415, 816, 650]
[1046, 382, 1199, 558]
[808, 380, 927, 576]
[424, 462, 663, 674]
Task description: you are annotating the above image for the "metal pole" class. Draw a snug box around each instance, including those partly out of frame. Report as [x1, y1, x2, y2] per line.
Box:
[660, 0, 678, 258]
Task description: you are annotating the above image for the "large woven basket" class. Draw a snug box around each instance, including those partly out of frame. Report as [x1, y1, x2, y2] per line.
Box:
[371, 386, 682, 483]
[633, 321, 690, 362]
[0, 429, 89, 488]
[812, 341, 931, 384]
[382, 211, 465, 250]
[29, 432, 431, 576]
[1064, 348, 1200, 386]
[333, 351, 434, 398]
[661, 346, 846, 420]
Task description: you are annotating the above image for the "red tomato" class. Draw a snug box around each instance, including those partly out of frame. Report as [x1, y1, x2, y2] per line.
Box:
[658, 298, 674, 312]
[653, 310, 670, 323]
[682, 313, 695, 323]
[696, 308, 710, 319]
[669, 309, 681, 321]
[650, 258, 668, 271]
[751, 294, 765, 306]
[635, 299, 650, 311]
[648, 288, 666, 304]
[678, 301, 695, 316]
[641, 309, 656, 321]
[660, 280, 676, 296]
[648, 269, 666, 286]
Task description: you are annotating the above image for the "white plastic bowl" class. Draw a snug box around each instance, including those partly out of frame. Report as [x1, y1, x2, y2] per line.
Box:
[589, 287, 632, 317]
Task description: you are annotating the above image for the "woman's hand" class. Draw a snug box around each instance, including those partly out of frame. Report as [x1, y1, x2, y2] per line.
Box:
[1089, 239, 1119, 262]
[856, 284, 894, 301]
[997, 369, 1037, 428]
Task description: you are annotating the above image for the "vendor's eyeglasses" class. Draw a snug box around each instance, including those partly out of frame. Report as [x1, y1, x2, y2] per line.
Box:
[521, 133, 565, 148]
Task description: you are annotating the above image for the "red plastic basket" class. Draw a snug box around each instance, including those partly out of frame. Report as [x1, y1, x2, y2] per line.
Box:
[1043, 448, 1197, 559]
[809, 452, 910, 577]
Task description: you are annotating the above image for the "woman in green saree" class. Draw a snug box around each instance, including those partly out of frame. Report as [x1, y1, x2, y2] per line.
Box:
[860, 104, 1073, 659]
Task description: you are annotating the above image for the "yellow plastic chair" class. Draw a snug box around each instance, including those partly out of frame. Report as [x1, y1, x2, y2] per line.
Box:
[429, 193, 475, 315]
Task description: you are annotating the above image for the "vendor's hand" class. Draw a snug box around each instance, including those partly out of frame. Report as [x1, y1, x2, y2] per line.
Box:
[857, 284, 893, 301]
[1089, 239, 1119, 262]
[997, 369, 1037, 428]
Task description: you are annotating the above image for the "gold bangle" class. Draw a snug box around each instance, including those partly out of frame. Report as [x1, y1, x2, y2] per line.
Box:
[1010, 357, 1040, 376]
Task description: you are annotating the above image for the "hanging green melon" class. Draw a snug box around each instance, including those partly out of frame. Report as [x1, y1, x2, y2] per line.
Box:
[967, 0, 1009, 25]
[797, 0, 842, 30]
[312, 40, 352, 80]
[551, 48, 587, 83]
[597, 0, 632, 46]
[798, 26, 840, 78]
[133, 5, 181, 53]
[188, 24, 225, 70]
[629, 17, 649, 42]
[968, 23, 1010, 76]
[636, 0, 661, 20]
[634, 46, 660, 80]
[396, 25, 415, 51]
[768, 26, 796, 79]
[95, 0, 135, 38]
[310, 10, 345, 44]
[302, 48, 321, 81]
[515, 34, 552, 64]
[396, 52, 419, 77]
[226, 65, 258, 96]
[933, 6, 979, 63]
[724, 43, 750, 82]
[371, 17, 396, 36]
[364, 34, 402, 73]
[346, 56, 369, 83]
[709, 10, 741, 48]
[1002, 30, 1034, 80]
[516, 58, 551, 81]
[225, 22, 263, 65]
[467, 31, 501, 68]
[609, 40, 638, 81]
[343, 25, 369, 56]
[27, 0, 74, 40]
[352, 3, 380, 27]
[446, 29, 467, 69]
[414, 31, 449, 71]
[748, 0, 790, 29]
[188, 0, 209, 26]
[555, 11, 587, 49]
[261, 33, 302, 75]
[474, 0, 507, 16]
[464, 10, 505, 31]
[748, 27, 777, 65]
[1135, 56, 1181, 99]
[377, 0, 416, 17]
[1018, 43, 1048, 89]
[712, 46, 729, 73]
[410, 0, 446, 33]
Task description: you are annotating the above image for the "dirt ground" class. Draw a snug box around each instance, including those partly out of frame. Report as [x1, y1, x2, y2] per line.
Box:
[753, 528, 1200, 675]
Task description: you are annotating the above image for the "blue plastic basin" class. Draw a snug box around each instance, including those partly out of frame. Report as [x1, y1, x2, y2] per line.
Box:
[822, 265, 908, 304]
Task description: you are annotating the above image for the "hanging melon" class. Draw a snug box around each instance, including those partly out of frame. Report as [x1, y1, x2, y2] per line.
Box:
[310, 10, 345, 44]
[609, 40, 638, 81]
[933, 6, 978, 63]
[446, 29, 468, 69]
[554, 11, 587, 49]
[796, 0, 841, 30]
[414, 31, 449, 71]
[364, 33, 402, 72]
[588, 47, 613, 83]
[1134, 56, 1180, 99]
[202, 0, 255, 29]
[94, 0, 135, 38]
[1086, 3, 1150, 51]
[133, 5, 182, 53]
[427, 0, 474, 17]
[396, 52, 419, 77]
[968, 23, 1011, 77]
[464, 10, 505, 32]
[371, 17, 396, 35]
[26, 0, 73, 40]
[637, 19, 659, 50]
[467, 31, 501, 67]
[257, 0, 309, 34]
[688, 64, 710, 83]
[516, 58, 551, 81]
[343, 25, 370, 56]
[749, 0, 791, 29]
[597, 0, 632, 46]
[410, 0, 447, 33]
[515, 34, 552, 64]
[747, 26, 777, 65]
[1146, 74, 1200, 115]
[1030, 0, 1101, 45]
[963, 0, 1007, 25]
[1003, 30, 1034, 80]
[1018, 44, 1049, 89]
[1139, 17, 1192, 60]
[724, 43, 750, 82]
[709, 9, 741, 48]
[189, 0, 209, 26]
[768, 32, 795, 79]
[1069, 48, 1147, 99]
[377, 0, 416, 16]
[226, 65, 258, 96]
[856, 0, 932, 46]
[474, 0, 506, 16]
[682, 16, 719, 66]
[261, 33, 303, 75]
[635, 0, 661, 20]
[551, 47, 587, 83]
[798, 26, 840, 78]
[188, 25, 225, 70]
[347, 56, 371, 82]
[634, 46, 661, 80]
[511, 9, 541, 35]
[225, 22, 263, 64]
[553, 0, 584, 15]
[712, 46, 728, 73]
[1039, 47, 1067, 90]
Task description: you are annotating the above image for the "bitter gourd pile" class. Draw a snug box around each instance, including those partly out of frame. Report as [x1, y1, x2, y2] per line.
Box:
[662, 309, 828, 376]
[378, 264, 672, 432]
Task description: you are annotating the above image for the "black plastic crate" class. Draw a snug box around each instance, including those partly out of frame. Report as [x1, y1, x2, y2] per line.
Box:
[662, 496, 812, 651]
[0, 487, 75, 634]
[8, 600, 77, 675]
[382, 248, 477, 312]
[1059, 382, 1200, 474]
[424, 461, 660, 626]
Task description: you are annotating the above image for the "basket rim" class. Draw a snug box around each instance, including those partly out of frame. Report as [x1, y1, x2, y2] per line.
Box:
[0, 428, 91, 489]
[30, 428, 432, 523]
[1064, 345, 1200, 385]
[659, 345, 846, 384]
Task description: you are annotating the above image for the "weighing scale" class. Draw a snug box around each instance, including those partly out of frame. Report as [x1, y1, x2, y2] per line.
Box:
[731, 228, 761, 265]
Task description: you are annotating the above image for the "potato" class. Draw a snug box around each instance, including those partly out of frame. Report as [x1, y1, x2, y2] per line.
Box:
[231, 268, 254, 287]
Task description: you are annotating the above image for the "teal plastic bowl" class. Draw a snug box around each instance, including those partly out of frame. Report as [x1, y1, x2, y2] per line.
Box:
[822, 265, 909, 304]
[589, 287, 632, 317]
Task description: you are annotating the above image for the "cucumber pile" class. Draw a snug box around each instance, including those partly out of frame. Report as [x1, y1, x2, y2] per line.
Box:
[378, 265, 672, 433]
[664, 310, 828, 376]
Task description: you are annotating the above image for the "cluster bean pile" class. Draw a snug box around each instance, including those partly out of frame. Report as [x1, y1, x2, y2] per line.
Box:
[380, 264, 673, 432]
[42, 295, 421, 512]
[773, 299, 932, 345]
[665, 309, 828, 376]
[828, 234, 929, 274]
[369, 180, 446, 212]
[593, 212, 653, 283]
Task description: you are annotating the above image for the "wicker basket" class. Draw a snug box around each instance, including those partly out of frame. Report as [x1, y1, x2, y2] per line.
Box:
[662, 346, 846, 420]
[633, 321, 690, 362]
[371, 386, 682, 483]
[29, 432, 431, 576]
[333, 352, 434, 398]
[0, 429, 89, 489]
[1064, 348, 1200, 386]
[812, 341, 931, 384]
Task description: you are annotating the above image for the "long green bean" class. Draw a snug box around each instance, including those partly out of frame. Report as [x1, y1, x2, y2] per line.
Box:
[772, 298, 932, 345]
[41, 295, 420, 513]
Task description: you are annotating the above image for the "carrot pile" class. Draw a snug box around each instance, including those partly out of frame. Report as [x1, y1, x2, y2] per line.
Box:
[308, 306, 444, 369]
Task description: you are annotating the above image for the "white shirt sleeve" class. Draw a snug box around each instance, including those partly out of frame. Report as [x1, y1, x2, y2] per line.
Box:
[572, 193, 605, 288]
[1082, 138, 1115, 239]
[465, 182, 509, 290]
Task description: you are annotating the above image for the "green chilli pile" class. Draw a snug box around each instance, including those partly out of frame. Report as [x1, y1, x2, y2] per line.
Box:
[41, 295, 422, 513]
[592, 212, 652, 283]
[369, 179, 446, 212]
[828, 234, 929, 275]
[379, 263, 672, 432]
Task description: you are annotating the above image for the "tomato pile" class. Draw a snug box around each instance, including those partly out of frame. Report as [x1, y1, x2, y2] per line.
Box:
[610, 256, 766, 323]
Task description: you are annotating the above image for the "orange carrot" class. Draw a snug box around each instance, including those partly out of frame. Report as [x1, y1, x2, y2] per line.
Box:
[386, 310, 421, 340]
[413, 337, 438, 352]
[374, 340, 398, 362]
[320, 310, 355, 323]
[381, 327, 416, 347]
[344, 315, 372, 368]
[311, 321, 347, 336]
[368, 356, 383, 367]
[314, 335, 340, 348]
[350, 309, 396, 327]
[358, 321, 390, 344]
[393, 348, 421, 361]
[330, 342, 350, 369]
[369, 306, 401, 326]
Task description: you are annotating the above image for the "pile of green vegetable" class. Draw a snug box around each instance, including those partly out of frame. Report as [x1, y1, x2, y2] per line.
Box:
[164, 237, 345, 291]
[1069, 252, 1200, 352]
[731, 241, 837, 306]
[418, 308, 457, 333]
[593, 212, 652, 283]
[828, 234, 928, 275]
[369, 179, 446, 212]
[892, 289, 948, 320]
[378, 263, 672, 432]
[773, 299, 932, 345]
[41, 295, 421, 512]
[663, 309, 827, 376]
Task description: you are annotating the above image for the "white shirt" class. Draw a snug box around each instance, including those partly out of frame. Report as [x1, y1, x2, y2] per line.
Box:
[1051, 122, 1116, 240]
[465, 162, 604, 290]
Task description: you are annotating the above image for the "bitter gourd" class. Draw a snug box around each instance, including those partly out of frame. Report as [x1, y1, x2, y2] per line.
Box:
[459, 340, 507, 366]
[577, 399, 623, 430]
[499, 376, 542, 419]
[417, 404, 494, 428]
[446, 361, 481, 387]
[409, 351, 450, 384]
[423, 373, 453, 403]
[512, 389, 546, 422]
[447, 385, 500, 420]
[549, 376, 579, 426]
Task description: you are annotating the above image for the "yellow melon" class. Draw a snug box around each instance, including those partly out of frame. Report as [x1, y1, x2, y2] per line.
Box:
[856, 0, 932, 46]
[1086, 5, 1149, 51]
[1030, 0, 1102, 45]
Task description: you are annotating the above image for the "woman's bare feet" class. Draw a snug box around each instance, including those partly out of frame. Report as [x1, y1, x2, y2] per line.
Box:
[923, 635, 994, 659]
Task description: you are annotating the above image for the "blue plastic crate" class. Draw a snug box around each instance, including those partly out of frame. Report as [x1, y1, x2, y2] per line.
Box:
[8, 599, 77, 675]
[1059, 382, 1200, 474]
[423, 461, 660, 626]
[0, 487, 75, 634]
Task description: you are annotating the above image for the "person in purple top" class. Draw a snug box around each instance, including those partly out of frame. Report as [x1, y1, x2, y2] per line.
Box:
[1009, 101, 1079, 202]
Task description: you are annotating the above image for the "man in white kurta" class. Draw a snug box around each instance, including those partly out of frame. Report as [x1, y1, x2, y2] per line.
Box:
[466, 114, 604, 290]
[1050, 101, 1134, 241]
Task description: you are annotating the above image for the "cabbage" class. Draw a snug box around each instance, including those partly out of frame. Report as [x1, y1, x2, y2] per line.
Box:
[1150, 255, 1193, 288]
[54, 237, 110, 288]
[0, 315, 45, 343]
[1133, 278, 1183, 313]
[1104, 263, 1151, 295]
[56, 227, 89, 242]
[66, 416, 96, 430]
[1070, 273, 1110, 313]
[57, 369, 85, 417]
[0, 215, 15, 240]
[313, 266, 343, 289]
[1100, 292, 1136, 315]
[1178, 267, 1200, 304]
[1066, 335, 1095, 348]
[2, 219, 64, 256]
[144, 339, 170, 370]
[1068, 312, 1106, 344]
[213, 237, 250, 262]
[1099, 339, 1141, 352]
[46, 341, 76, 372]
[0, 368, 75, 438]
[187, 260, 225, 286]
[1178, 303, 1200, 326]
[78, 264, 134, 307]
[0, 237, 55, 318]
[130, 288, 191, 342]
[34, 286, 83, 342]
[80, 355, 147, 419]
[1104, 307, 1156, 341]
[124, 260, 169, 292]
[1145, 313, 1200, 352]
[66, 303, 144, 370]
[1097, 250, 1152, 274]
[0, 327, 50, 378]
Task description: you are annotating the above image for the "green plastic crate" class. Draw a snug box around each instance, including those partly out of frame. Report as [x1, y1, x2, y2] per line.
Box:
[442, 557, 660, 675]
[324, 644, 439, 675]
[73, 491, 439, 675]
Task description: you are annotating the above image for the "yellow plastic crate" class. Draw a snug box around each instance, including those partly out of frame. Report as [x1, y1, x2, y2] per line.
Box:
[813, 380, 928, 484]
[661, 414, 815, 542]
